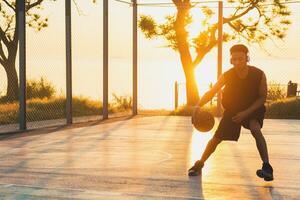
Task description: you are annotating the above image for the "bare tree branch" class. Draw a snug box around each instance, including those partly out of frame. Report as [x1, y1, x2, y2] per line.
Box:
[0, 57, 6, 68]
[4, 16, 14, 42]
[2, 0, 16, 11]
[0, 27, 10, 46]
[0, 42, 7, 61]
[72, 0, 85, 16]
[26, 0, 44, 11]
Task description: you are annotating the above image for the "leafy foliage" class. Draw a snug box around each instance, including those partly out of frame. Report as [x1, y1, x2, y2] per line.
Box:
[267, 81, 286, 102]
[26, 77, 56, 99]
[138, 0, 292, 54]
[111, 93, 132, 111]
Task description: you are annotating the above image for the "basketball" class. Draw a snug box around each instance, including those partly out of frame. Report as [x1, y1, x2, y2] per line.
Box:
[192, 108, 215, 132]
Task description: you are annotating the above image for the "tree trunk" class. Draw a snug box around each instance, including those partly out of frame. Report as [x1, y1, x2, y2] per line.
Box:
[184, 67, 199, 106]
[173, 3, 200, 106]
[4, 59, 19, 102]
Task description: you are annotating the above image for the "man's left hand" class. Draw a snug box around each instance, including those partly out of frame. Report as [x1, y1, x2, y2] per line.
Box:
[232, 111, 249, 124]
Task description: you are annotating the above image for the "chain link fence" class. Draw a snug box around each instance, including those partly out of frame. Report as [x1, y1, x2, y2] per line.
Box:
[108, 0, 133, 118]
[0, 0, 19, 133]
[0, 0, 135, 134]
[1, 1, 300, 133]
[71, 0, 103, 123]
[25, 0, 67, 129]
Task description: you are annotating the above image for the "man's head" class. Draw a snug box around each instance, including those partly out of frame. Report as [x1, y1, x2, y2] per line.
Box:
[230, 44, 249, 69]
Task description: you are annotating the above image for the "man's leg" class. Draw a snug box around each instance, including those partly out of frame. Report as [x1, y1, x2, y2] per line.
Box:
[188, 137, 222, 176]
[200, 137, 222, 163]
[249, 119, 269, 163]
[249, 119, 273, 181]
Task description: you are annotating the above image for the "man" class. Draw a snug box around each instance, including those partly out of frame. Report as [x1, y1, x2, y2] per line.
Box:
[189, 44, 273, 181]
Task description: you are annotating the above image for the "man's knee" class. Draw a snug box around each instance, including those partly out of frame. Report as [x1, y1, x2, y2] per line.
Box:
[249, 120, 263, 138]
[250, 126, 261, 133]
[250, 126, 264, 140]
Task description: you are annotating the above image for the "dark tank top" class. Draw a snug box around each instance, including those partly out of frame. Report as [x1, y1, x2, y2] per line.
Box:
[222, 66, 265, 113]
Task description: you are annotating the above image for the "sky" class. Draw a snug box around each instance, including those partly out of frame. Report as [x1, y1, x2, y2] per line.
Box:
[28, 0, 300, 60]
[1, 0, 300, 109]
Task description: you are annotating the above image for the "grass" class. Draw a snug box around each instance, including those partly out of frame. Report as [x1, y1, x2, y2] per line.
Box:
[0, 96, 130, 125]
[0, 102, 19, 124]
[26, 96, 104, 122]
[1, 97, 300, 125]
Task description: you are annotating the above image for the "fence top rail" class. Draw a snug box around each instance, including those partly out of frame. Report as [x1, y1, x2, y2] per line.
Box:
[115, 0, 300, 8]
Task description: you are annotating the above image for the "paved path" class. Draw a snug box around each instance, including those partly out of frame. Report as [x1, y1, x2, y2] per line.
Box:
[0, 116, 299, 199]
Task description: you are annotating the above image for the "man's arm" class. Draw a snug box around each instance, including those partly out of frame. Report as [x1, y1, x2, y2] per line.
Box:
[196, 74, 226, 108]
[232, 72, 267, 123]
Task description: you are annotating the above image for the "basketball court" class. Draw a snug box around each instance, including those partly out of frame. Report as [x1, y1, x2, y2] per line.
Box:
[0, 116, 299, 199]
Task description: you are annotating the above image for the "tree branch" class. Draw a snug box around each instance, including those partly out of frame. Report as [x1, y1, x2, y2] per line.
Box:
[228, 21, 239, 32]
[0, 27, 10, 46]
[192, 25, 217, 68]
[2, 0, 16, 11]
[0, 42, 7, 61]
[223, 0, 259, 24]
[4, 16, 14, 42]
[228, 21, 254, 44]
[26, 0, 44, 11]
[0, 57, 6, 68]
[192, 52, 205, 68]
[192, 39, 218, 68]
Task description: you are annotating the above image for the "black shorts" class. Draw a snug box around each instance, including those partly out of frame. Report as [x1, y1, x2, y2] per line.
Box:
[214, 107, 266, 141]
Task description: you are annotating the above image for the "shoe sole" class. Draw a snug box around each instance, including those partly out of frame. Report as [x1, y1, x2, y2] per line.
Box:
[256, 169, 273, 181]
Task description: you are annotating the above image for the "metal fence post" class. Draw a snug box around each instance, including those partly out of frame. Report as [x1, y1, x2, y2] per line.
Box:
[103, 0, 109, 119]
[66, 0, 73, 124]
[18, 0, 26, 130]
[132, 0, 138, 115]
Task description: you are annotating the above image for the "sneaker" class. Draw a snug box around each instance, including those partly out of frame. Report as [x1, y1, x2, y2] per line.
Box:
[256, 163, 274, 181]
[188, 160, 204, 176]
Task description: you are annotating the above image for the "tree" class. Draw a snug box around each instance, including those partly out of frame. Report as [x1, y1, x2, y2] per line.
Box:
[0, 0, 56, 102]
[139, 0, 291, 106]
[0, 0, 95, 102]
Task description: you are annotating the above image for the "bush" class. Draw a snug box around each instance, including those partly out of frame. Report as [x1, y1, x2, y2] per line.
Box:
[170, 97, 300, 119]
[111, 93, 132, 111]
[265, 97, 300, 119]
[267, 82, 286, 102]
[26, 77, 56, 99]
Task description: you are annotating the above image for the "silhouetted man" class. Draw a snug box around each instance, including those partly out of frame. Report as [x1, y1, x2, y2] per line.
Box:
[189, 44, 273, 181]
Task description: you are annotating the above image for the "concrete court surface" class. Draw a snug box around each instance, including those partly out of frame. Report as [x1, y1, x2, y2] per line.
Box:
[0, 116, 299, 200]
